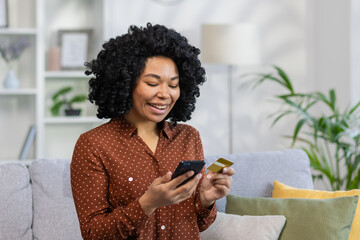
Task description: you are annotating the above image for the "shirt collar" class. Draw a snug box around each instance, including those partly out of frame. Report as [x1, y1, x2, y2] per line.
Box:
[161, 121, 175, 139]
[111, 117, 137, 138]
[112, 117, 175, 139]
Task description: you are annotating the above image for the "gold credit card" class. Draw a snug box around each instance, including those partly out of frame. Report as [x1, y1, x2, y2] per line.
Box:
[207, 158, 234, 173]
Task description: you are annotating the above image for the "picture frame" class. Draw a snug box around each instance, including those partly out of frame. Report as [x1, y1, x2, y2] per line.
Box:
[0, 0, 8, 28]
[59, 29, 92, 70]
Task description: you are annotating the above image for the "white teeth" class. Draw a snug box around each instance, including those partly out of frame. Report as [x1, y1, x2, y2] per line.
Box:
[150, 104, 166, 110]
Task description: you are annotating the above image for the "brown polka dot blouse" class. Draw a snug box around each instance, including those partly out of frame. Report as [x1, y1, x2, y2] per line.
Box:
[70, 117, 217, 239]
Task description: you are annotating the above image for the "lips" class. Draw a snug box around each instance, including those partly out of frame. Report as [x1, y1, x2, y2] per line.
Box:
[148, 103, 168, 110]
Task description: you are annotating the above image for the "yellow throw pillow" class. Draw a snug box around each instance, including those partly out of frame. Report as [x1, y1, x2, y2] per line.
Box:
[272, 180, 360, 240]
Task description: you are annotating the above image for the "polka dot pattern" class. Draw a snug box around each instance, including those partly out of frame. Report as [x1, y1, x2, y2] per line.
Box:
[70, 117, 217, 239]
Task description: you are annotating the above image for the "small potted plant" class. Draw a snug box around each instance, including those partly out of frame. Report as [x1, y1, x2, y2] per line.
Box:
[50, 86, 87, 116]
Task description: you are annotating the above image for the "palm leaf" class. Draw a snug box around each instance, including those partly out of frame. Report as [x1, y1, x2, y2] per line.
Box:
[273, 65, 294, 94]
[292, 118, 307, 145]
[270, 110, 294, 127]
[329, 89, 336, 112]
[349, 101, 360, 115]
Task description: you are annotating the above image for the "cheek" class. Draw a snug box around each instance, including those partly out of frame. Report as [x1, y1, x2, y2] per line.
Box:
[172, 89, 180, 102]
[132, 88, 152, 104]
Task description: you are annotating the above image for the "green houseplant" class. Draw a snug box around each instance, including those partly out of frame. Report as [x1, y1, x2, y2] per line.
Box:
[50, 86, 87, 116]
[247, 66, 360, 190]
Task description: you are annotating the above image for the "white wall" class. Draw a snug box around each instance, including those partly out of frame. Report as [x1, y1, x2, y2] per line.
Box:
[104, 0, 356, 159]
[351, 0, 360, 104]
[104, 0, 309, 156]
[308, 0, 351, 109]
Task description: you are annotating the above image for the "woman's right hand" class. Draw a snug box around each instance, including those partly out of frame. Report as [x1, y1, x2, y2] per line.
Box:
[139, 171, 202, 215]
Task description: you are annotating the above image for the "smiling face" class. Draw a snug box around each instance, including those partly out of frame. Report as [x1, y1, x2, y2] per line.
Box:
[125, 56, 180, 125]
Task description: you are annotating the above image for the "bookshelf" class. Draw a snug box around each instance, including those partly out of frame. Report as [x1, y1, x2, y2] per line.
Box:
[0, 0, 105, 162]
[0, 0, 41, 162]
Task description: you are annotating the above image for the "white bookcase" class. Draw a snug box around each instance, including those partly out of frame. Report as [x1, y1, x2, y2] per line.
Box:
[0, 0, 106, 162]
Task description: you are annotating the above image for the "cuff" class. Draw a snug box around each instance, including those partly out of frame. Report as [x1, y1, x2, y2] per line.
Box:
[195, 193, 217, 217]
[114, 198, 151, 229]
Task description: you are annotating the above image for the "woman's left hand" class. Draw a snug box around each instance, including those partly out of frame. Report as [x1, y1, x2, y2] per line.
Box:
[199, 167, 235, 208]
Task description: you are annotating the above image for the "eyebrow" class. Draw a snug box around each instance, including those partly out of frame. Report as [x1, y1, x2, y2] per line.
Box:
[144, 73, 179, 80]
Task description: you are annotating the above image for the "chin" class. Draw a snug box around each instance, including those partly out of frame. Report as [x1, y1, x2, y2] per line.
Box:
[146, 114, 168, 123]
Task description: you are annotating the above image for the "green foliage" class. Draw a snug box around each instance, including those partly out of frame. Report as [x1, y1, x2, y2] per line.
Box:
[248, 66, 360, 190]
[50, 86, 87, 116]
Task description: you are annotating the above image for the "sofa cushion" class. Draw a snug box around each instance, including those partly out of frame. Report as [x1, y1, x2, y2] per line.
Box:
[205, 149, 314, 212]
[29, 159, 82, 240]
[226, 194, 358, 240]
[200, 212, 286, 240]
[273, 180, 360, 240]
[0, 163, 32, 240]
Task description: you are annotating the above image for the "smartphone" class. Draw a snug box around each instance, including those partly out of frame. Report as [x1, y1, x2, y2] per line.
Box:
[171, 160, 205, 187]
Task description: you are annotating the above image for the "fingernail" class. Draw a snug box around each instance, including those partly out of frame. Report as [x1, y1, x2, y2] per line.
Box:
[207, 174, 212, 179]
[197, 173, 202, 179]
[223, 168, 227, 173]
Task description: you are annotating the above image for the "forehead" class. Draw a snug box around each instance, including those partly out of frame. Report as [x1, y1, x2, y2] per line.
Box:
[142, 56, 178, 74]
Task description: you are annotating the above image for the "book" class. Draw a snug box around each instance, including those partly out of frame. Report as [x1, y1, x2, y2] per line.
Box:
[19, 125, 36, 160]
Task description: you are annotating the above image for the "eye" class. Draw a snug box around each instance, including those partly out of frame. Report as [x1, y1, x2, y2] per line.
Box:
[146, 83, 158, 87]
[169, 84, 179, 89]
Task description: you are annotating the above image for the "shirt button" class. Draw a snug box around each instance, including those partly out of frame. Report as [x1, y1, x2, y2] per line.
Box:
[161, 225, 165, 230]
[128, 177, 133, 182]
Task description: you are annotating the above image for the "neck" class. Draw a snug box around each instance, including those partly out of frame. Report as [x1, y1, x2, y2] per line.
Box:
[124, 113, 159, 137]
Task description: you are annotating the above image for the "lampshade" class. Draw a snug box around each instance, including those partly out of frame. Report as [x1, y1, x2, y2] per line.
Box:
[201, 24, 261, 66]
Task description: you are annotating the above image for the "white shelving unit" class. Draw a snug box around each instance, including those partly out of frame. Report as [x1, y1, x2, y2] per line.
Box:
[44, 116, 105, 124]
[1, 0, 105, 162]
[45, 71, 89, 79]
[0, 28, 38, 35]
[0, 89, 37, 95]
[0, 0, 42, 162]
[40, 0, 105, 159]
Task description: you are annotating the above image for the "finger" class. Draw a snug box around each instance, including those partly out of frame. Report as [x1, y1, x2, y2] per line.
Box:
[211, 177, 232, 189]
[169, 171, 195, 189]
[222, 167, 235, 176]
[174, 173, 202, 197]
[206, 171, 216, 180]
[210, 169, 234, 180]
[207, 172, 229, 181]
[157, 171, 172, 184]
[211, 184, 230, 195]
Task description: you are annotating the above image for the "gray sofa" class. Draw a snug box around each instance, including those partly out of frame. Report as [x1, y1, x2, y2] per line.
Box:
[0, 149, 313, 240]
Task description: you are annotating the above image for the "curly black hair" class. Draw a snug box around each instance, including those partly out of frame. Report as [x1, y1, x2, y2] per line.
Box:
[85, 23, 206, 123]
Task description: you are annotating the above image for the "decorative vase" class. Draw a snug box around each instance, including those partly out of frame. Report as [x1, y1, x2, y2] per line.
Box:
[3, 69, 19, 89]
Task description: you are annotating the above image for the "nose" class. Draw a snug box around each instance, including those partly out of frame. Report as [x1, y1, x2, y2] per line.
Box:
[157, 84, 170, 98]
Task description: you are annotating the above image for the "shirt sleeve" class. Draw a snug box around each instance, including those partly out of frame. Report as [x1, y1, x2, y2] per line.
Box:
[192, 129, 217, 231]
[70, 134, 151, 240]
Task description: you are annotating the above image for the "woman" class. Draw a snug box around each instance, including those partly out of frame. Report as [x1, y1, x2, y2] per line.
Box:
[71, 23, 234, 240]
